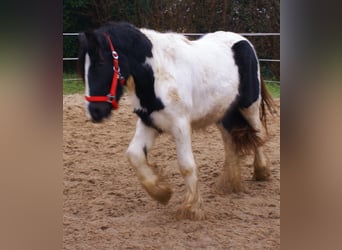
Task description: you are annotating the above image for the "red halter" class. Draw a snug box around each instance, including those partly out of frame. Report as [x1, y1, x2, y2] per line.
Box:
[85, 33, 125, 109]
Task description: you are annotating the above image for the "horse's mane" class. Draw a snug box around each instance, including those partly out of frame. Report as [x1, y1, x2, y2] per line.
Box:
[100, 22, 153, 63]
[77, 22, 153, 80]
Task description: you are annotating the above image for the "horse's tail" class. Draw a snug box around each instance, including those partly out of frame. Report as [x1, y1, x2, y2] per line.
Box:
[228, 77, 276, 155]
[260, 77, 277, 132]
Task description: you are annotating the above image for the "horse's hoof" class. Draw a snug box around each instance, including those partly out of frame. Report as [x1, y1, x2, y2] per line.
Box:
[176, 206, 207, 221]
[214, 176, 243, 194]
[253, 167, 270, 181]
[143, 181, 172, 205]
[214, 184, 243, 195]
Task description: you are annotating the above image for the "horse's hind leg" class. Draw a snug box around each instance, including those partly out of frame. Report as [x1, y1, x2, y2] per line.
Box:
[215, 99, 270, 194]
[231, 40, 271, 181]
[126, 119, 172, 204]
[215, 123, 243, 194]
[240, 101, 270, 181]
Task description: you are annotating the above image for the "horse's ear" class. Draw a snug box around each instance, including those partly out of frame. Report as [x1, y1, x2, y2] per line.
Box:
[78, 32, 87, 47]
[84, 31, 100, 55]
[77, 32, 88, 80]
[78, 32, 88, 54]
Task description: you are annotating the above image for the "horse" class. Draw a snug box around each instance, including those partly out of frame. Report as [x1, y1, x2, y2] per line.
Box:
[78, 22, 275, 220]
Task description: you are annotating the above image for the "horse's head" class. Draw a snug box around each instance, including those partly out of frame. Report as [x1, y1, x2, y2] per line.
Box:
[78, 22, 154, 122]
[78, 28, 126, 122]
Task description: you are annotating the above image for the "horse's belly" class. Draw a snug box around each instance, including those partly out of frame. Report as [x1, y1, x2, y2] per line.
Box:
[190, 110, 225, 129]
[190, 81, 238, 129]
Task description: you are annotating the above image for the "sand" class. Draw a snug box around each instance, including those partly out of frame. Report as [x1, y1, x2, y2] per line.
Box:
[63, 94, 280, 249]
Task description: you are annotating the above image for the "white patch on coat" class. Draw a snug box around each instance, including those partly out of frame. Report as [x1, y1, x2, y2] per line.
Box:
[84, 53, 91, 119]
[137, 29, 251, 132]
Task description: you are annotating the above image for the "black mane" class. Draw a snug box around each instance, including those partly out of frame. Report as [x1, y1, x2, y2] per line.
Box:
[78, 22, 152, 80]
[100, 22, 153, 63]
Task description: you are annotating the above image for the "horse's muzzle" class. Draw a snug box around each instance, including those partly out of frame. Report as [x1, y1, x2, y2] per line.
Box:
[88, 102, 112, 123]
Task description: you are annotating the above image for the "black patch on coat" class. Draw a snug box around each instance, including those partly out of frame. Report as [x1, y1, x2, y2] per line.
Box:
[100, 22, 165, 129]
[220, 95, 262, 154]
[221, 40, 260, 133]
[220, 40, 264, 153]
[232, 40, 260, 108]
[129, 53, 165, 129]
[134, 108, 163, 133]
[79, 22, 165, 128]
[220, 96, 249, 132]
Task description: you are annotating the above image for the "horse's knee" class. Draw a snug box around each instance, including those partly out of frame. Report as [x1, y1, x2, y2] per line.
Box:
[126, 145, 152, 183]
[126, 145, 145, 166]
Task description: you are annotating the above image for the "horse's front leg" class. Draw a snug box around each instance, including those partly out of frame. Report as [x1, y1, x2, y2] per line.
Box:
[173, 119, 206, 220]
[126, 119, 172, 204]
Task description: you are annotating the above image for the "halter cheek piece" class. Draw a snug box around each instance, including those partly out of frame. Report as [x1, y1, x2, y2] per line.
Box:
[85, 33, 125, 110]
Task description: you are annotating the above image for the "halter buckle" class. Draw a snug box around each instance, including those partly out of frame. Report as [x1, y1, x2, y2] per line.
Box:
[112, 51, 119, 59]
[113, 66, 120, 73]
[107, 94, 116, 102]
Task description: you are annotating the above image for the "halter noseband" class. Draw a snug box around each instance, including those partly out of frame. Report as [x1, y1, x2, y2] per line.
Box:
[85, 33, 125, 109]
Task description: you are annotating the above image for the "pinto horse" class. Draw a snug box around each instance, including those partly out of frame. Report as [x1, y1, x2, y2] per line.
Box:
[78, 22, 274, 220]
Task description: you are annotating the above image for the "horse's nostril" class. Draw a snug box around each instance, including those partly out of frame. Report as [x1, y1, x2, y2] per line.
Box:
[89, 105, 103, 122]
[91, 114, 102, 123]
[91, 115, 102, 123]
[91, 110, 102, 122]
[88, 102, 112, 122]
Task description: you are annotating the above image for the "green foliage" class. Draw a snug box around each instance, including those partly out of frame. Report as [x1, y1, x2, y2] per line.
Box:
[63, 36, 79, 73]
[265, 82, 280, 99]
[260, 62, 279, 83]
[63, 73, 84, 95]
[63, 0, 280, 80]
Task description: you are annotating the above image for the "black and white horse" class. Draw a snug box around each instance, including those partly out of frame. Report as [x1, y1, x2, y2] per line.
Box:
[78, 22, 274, 220]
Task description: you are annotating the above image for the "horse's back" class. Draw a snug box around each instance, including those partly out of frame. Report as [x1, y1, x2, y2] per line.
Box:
[144, 29, 260, 130]
[199, 31, 247, 46]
